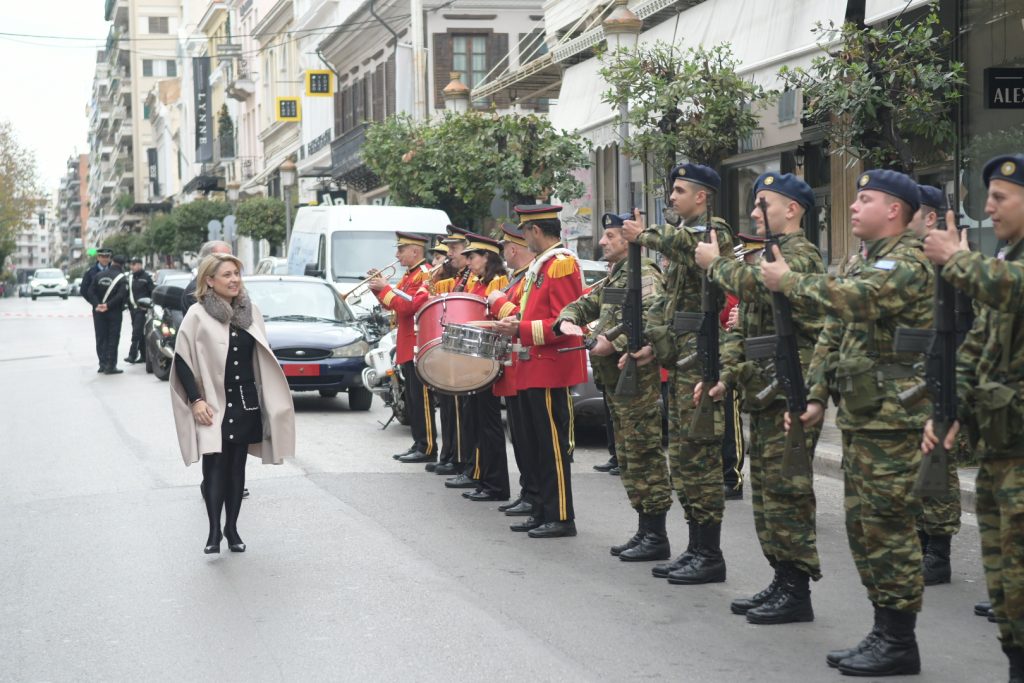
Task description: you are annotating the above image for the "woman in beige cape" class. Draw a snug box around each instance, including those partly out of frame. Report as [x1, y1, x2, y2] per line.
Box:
[170, 254, 295, 553]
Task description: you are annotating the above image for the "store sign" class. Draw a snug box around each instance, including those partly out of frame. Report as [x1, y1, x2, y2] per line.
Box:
[193, 57, 213, 162]
[306, 70, 333, 97]
[985, 68, 1024, 109]
[276, 97, 301, 122]
[147, 148, 160, 198]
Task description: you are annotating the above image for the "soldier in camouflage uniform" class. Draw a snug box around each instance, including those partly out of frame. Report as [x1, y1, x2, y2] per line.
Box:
[762, 169, 933, 677]
[621, 162, 734, 585]
[922, 154, 1024, 683]
[557, 212, 671, 562]
[694, 172, 826, 624]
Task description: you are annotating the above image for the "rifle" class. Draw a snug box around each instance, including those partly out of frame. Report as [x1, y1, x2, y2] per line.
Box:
[601, 244, 644, 397]
[743, 197, 811, 477]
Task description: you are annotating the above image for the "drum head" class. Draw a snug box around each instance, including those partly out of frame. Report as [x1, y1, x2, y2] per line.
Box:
[416, 342, 499, 395]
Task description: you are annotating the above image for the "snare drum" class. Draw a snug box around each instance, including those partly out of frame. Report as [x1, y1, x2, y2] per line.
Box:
[441, 323, 511, 362]
[414, 294, 502, 394]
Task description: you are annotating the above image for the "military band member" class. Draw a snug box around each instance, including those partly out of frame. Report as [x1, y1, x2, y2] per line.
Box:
[425, 239, 458, 475]
[694, 173, 826, 624]
[921, 154, 1024, 683]
[557, 212, 672, 560]
[621, 163, 734, 585]
[762, 170, 932, 677]
[491, 204, 587, 538]
[369, 232, 437, 464]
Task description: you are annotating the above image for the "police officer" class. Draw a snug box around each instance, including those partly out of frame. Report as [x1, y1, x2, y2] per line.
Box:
[922, 154, 1024, 683]
[557, 212, 672, 560]
[81, 248, 113, 371]
[90, 254, 130, 375]
[762, 170, 932, 676]
[124, 257, 154, 364]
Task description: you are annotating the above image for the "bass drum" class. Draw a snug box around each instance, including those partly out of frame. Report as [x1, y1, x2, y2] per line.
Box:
[414, 293, 501, 394]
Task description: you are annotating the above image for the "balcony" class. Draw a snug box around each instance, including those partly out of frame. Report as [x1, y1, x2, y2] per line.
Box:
[227, 74, 257, 101]
[213, 135, 236, 166]
[329, 123, 377, 190]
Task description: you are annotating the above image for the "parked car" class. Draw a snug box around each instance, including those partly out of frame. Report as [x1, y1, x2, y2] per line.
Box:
[144, 273, 192, 381]
[69, 277, 83, 296]
[30, 268, 70, 300]
[578, 258, 609, 291]
[155, 268, 191, 285]
[245, 275, 373, 409]
[17, 283, 32, 298]
[255, 256, 289, 275]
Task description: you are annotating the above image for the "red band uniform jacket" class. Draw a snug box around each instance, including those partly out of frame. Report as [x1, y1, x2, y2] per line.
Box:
[375, 261, 431, 364]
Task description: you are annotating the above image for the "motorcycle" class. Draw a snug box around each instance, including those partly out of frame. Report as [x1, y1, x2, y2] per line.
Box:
[144, 284, 186, 381]
[359, 306, 408, 428]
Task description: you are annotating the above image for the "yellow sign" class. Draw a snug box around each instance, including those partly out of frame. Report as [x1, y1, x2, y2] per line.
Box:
[276, 97, 301, 122]
[306, 70, 333, 97]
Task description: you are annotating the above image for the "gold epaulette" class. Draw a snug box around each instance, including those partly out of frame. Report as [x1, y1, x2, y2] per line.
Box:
[433, 278, 455, 294]
[547, 254, 578, 279]
[485, 275, 510, 295]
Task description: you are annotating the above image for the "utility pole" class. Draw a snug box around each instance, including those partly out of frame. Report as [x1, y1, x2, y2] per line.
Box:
[411, 0, 426, 121]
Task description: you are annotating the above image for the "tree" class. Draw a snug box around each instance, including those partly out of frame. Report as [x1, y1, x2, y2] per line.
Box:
[0, 121, 41, 268]
[600, 41, 774, 188]
[170, 200, 230, 254]
[236, 197, 286, 251]
[363, 112, 590, 228]
[101, 231, 147, 258]
[143, 212, 178, 262]
[778, 12, 965, 175]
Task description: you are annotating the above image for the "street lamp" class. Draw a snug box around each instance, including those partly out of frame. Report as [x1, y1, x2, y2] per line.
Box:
[279, 159, 297, 256]
[443, 72, 471, 114]
[603, 0, 642, 214]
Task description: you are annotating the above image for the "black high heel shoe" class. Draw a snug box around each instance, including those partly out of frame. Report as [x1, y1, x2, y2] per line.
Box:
[224, 528, 246, 553]
[204, 530, 223, 554]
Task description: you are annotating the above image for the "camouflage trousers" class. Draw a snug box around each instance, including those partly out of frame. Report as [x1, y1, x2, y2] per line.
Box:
[749, 407, 823, 579]
[666, 370, 725, 525]
[976, 457, 1024, 649]
[917, 455, 962, 537]
[842, 429, 924, 612]
[604, 364, 672, 515]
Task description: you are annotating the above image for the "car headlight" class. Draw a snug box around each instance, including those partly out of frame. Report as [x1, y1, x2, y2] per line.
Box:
[331, 340, 369, 358]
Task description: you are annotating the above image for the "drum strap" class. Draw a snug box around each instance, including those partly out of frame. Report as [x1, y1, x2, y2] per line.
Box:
[502, 268, 528, 294]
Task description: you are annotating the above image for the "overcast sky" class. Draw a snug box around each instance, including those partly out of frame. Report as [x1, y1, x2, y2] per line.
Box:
[0, 3, 110, 192]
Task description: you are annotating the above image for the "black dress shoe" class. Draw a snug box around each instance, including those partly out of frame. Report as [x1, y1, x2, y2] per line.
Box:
[974, 600, 991, 616]
[224, 528, 246, 553]
[464, 490, 509, 502]
[510, 516, 544, 532]
[104, 367, 124, 374]
[425, 462, 438, 472]
[593, 456, 618, 472]
[204, 531, 222, 554]
[97, 366, 105, 373]
[528, 520, 577, 538]
[123, 356, 139, 364]
[444, 473, 477, 489]
[398, 451, 433, 463]
[498, 497, 522, 512]
[503, 499, 535, 517]
[724, 484, 743, 500]
[434, 462, 458, 475]
[242, 488, 249, 499]
[392, 446, 415, 460]
[608, 466, 620, 476]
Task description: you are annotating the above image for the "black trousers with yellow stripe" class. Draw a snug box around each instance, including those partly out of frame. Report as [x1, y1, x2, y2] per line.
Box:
[506, 393, 535, 500]
[520, 387, 575, 522]
[437, 394, 458, 465]
[402, 360, 436, 457]
[470, 391, 510, 499]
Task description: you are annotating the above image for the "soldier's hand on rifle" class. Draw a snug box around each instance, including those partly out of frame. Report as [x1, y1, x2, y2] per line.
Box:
[618, 344, 654, 369]
[694, 230, 720, 270]
[760, 245, 790, 291]
[726, 306, 740, 331]
[557, 320, 585, 338]
[693, 380, 726, 404]
[923, 212, 968, 265]
[922, 418, 960, 453]
[621, 208, 645, 243]
[494, 316, 519, 337]
[784, 400, 825, 432]
[590, 335, 615, 357]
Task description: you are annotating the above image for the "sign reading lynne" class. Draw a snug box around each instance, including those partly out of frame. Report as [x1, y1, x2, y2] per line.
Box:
[985, 68, 1024, 109]
[193, 57, 213, 162]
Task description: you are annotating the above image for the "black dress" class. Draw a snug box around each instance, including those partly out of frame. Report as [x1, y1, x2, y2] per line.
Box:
[175, 325, 264, 448]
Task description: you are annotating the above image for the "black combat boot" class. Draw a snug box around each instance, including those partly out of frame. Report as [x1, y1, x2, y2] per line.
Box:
[836, 607, 921, 677]
[620, 512, 671, 562]
[652, 519, 697, 578]
[611, 512, 645, 556]
[827, 604, 882, 668]
[1004, 644, 1024, 683]
[731, 564, 780, 615]
[745, 563, 814, 624]
[922, 534, 952, 585]
[666, 521, 725, 585]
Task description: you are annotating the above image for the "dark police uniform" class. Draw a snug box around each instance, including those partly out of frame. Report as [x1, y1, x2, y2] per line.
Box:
[90, 257, 129, 374]
[125, 262, 154, 363]
[81, 250, 110, 370]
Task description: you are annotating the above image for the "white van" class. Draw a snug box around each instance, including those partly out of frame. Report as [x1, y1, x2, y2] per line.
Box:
[286, 204, 450, 311]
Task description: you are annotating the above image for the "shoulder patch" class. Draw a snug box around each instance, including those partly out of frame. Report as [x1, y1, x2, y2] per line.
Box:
[873, 259, 897, 271]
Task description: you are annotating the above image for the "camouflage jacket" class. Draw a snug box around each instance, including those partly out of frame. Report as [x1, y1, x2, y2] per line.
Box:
[710, 230, 826, 411]
[780, 231, 934, 431]
[950, 238, 1024, 458]
[558, 256, 664, 386]
[637, 217, 734, 370]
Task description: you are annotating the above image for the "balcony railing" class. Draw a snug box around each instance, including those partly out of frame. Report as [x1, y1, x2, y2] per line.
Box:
[330, 123, 370, 178]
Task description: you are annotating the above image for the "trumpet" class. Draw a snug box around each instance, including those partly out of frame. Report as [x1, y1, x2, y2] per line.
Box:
[341, 259, 400, 301]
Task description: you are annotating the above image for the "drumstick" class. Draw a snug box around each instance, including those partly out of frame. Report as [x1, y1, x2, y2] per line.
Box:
[466, 320, 499, 328]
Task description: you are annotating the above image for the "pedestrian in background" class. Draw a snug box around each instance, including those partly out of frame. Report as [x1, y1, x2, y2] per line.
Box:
[124, 257, 154, 364]
[182, 240, 232, 311]
[90, 253, 128, 375]
[170, 253, 295, 554]
[81, 247, 113, 371]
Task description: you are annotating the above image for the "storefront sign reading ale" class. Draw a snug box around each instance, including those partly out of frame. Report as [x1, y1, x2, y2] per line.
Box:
[985, 68, 1024, 109]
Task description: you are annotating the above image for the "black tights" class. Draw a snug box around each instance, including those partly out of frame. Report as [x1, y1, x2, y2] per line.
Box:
[202, 443, 248, 545]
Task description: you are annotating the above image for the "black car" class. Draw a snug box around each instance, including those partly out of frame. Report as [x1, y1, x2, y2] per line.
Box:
[144, 273, 192, 381]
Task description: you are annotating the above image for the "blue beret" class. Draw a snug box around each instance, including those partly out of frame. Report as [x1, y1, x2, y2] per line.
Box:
[601, 212, 632, 228]
[916, 185, 946, 212]
[669, 163, 720, 192]
[754, 172, 815, 210]
[982, 154, 1024, 189]
[855, 169, 921, 214]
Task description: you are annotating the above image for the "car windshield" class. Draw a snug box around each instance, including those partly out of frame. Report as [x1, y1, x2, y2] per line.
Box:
[246, 280, 354, 323]
[35, 269, 63, 279]
[331, 231, 402, 283]
[162, 274, 192, 288]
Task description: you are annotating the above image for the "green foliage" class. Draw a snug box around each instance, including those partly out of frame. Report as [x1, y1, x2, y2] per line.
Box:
[114, 193, 135, 212]
[236, 196, 286, 246]
[170, 200, 230, 254]
[963, 124, 1024, 166]
[143, 212, 177, 258]
[67, 264, 88, 281]
[363, 112, 590, 227]
[100, 231, 146, 258]
[778, 12, 965, 174]
[0, 120, 40, 268]
[600, 41, 774, 189]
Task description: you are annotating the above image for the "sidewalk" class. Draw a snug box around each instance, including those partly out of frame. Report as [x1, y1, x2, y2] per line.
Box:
[813, 406, 978, 513]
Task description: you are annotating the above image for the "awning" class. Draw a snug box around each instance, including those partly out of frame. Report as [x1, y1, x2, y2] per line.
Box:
[240, 148, 292, 192]
[866, 0, 935, 24]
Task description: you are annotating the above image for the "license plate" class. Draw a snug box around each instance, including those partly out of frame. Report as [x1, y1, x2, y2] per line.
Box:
[283, 363, 321, 377]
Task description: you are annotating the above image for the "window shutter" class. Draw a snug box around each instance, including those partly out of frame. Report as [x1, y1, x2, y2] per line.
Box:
[341, 87, 353, 133]
[488, 33, 510, 108]
[432, 33, 452, 110]
[354, 77, 365, 123]
[386, 55, 396, 116]
[373, 64, 385, 122]
[334, 87, 343, 134]
[364, 76, 373, 122]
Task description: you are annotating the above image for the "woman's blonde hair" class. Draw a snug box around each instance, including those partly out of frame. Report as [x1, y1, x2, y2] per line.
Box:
[195, 253, 245, 299]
